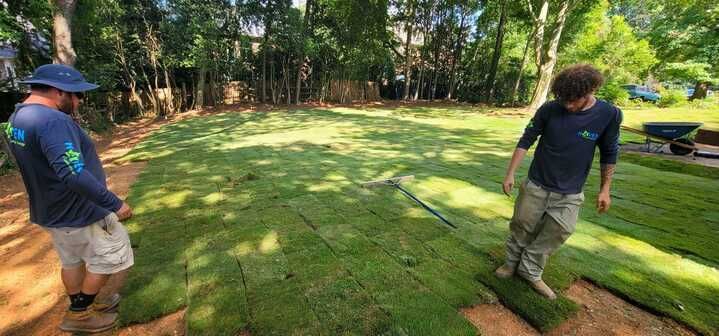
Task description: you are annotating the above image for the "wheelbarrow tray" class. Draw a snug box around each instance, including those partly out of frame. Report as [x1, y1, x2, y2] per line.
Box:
[642, 122, 703, 140]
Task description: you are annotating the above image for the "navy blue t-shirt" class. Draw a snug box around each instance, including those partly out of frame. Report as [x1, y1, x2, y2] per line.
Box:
[6, 103, 123, 228]
[517, 99, 622, 194]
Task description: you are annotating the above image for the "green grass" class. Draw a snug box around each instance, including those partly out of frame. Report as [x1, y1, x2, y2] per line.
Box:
[119, 105, 719, 335]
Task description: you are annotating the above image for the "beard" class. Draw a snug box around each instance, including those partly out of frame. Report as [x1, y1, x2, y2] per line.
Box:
[58, 95, 74, 114]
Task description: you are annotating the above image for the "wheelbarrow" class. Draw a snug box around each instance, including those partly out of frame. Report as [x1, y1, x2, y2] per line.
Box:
[621, 122, 703, 155]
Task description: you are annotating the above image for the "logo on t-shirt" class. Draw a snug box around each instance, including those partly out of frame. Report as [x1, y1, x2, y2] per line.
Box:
[4, 122, 25, 147]
[577, 130, 599, 141]
[63, 142, 84, 174]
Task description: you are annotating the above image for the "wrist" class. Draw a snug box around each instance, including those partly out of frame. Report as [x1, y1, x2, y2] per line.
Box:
[111, 199, 124, 212]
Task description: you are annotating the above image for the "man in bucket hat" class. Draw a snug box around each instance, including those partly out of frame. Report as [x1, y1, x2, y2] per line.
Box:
[6, 64, 134, 333]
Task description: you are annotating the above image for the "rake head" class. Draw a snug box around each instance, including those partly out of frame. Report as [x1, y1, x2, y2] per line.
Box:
[361, 175, 414, 188]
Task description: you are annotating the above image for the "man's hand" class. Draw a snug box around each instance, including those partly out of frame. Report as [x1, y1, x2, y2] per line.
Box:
[597, 191, 611, 213]
[503, 148, 527, 197]
[116, 202, 133, 221]
[502, 175, 515, 196]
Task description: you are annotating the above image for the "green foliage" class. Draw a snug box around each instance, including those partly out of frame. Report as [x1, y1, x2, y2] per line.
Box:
[596, 80, 630, 104]
[561, 0, 657, 85]
[0, 121, 15, 175]
[661, 61, 717, 84]
[642, 0, 719, 76]
[657, 88, 687, 107]
[0, 0, 51, 78]
[314, 0, 392, 80]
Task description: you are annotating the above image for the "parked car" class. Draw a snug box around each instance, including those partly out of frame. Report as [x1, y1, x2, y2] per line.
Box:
[621, 84, 661, 102]
[686, 87, 695, 98]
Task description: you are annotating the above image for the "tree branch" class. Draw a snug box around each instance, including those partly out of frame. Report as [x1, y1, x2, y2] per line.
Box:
[525, 0, 537, 21]
[384, 41, 404, 59]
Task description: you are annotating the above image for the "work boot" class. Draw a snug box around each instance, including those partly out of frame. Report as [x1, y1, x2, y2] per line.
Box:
[529, 279, 557, 300]
[59, 309, 118, 333]
[92, 293, 121, 313]
[494, 264, 515, 279]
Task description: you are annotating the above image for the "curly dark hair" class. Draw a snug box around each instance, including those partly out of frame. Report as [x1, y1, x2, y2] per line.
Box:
[551, 64, 604, 103]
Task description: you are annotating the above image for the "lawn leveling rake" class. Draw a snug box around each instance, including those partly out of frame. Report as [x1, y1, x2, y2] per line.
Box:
[361, 175, 457, 229]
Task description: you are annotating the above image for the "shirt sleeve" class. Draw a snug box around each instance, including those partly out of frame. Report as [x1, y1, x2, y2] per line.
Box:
[39, 119, 123, 212]
[598, 107, 623, 164]
[516, 103, 550, 150]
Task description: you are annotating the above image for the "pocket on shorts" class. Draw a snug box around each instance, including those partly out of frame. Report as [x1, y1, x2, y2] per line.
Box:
[91, 214, 132, 268]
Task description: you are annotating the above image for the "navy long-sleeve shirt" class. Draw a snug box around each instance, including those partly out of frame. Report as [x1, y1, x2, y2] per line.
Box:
[6, 103, 123, 228]
[517, 99, 622, 194]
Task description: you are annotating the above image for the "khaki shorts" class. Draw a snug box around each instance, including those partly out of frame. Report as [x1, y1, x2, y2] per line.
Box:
[43, 213, 134, 274]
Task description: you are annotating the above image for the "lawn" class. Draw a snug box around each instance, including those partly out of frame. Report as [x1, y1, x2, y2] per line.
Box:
[119, 104, 719, 335]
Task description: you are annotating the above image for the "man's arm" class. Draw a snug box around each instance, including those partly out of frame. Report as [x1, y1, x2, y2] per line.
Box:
[597, 163, 615, 213]
[596, 107, 622, 213]
[39, 119, 124, 212]
[504, 104, 549, 195]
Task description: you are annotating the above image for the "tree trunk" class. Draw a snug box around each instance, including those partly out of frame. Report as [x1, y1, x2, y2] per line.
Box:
[271, 57, 278, 104]
[208, 70, 216, 106]
[285, 58, 291, 105]
[690, 81, 709, 100]
[262, 28, 269, 103]
[529, 0, 568, 111]
[295, 0, 313, 104]
[163, 66, 175, 115]
[140, 68, 158, 115]
[512, 27, 534, 104]
[447, 9, 467, 100]
[52, 0, 77, 65]
[403, 2, 415, 100]
[429, 9, 445, 101]
[115, 36, 144, 115]
[483, 0, 507, 102]
[414, 18, 430, 101]
[195, 67, 206, 109]
[533, 1, 549, 72]
[414, 60, 423, 101]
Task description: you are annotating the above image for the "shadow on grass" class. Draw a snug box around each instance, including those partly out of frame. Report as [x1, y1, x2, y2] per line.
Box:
[81, 107, 718, 335]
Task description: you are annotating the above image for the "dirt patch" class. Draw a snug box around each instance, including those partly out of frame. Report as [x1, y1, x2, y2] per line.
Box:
[462, 279, 697, 336]
[461, 304, 539, 336]
[548, 279, 696, 336]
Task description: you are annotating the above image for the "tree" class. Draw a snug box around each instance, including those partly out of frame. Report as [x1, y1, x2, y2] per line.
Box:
[614, 0, 718, 99]
[0, 0, 52, 80]
[446, 2, 469, 100]
[483, 0, 507, 102]
[662, 62, 717, 100]
[52, 0, 77, 65]
[402, 0, 416, 100]
[295, 0, 313, 104]
[561, 0, 657, 86]
[511, 27, 534, 103]
[527, 0, 572, 110]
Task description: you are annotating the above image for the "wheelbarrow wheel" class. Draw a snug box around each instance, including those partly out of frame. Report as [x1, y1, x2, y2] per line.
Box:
[669, 138, 695, 156]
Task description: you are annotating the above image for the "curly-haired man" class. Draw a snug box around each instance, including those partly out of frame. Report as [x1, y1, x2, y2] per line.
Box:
[495, 64, 622, 299]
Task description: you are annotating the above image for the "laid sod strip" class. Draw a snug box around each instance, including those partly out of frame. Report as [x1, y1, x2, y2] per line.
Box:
[620, 151, 719, 181]
[120, 107, 719, 335]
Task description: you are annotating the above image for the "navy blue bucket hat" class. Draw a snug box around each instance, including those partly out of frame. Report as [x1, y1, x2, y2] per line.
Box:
[19, 64, 99, 92]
